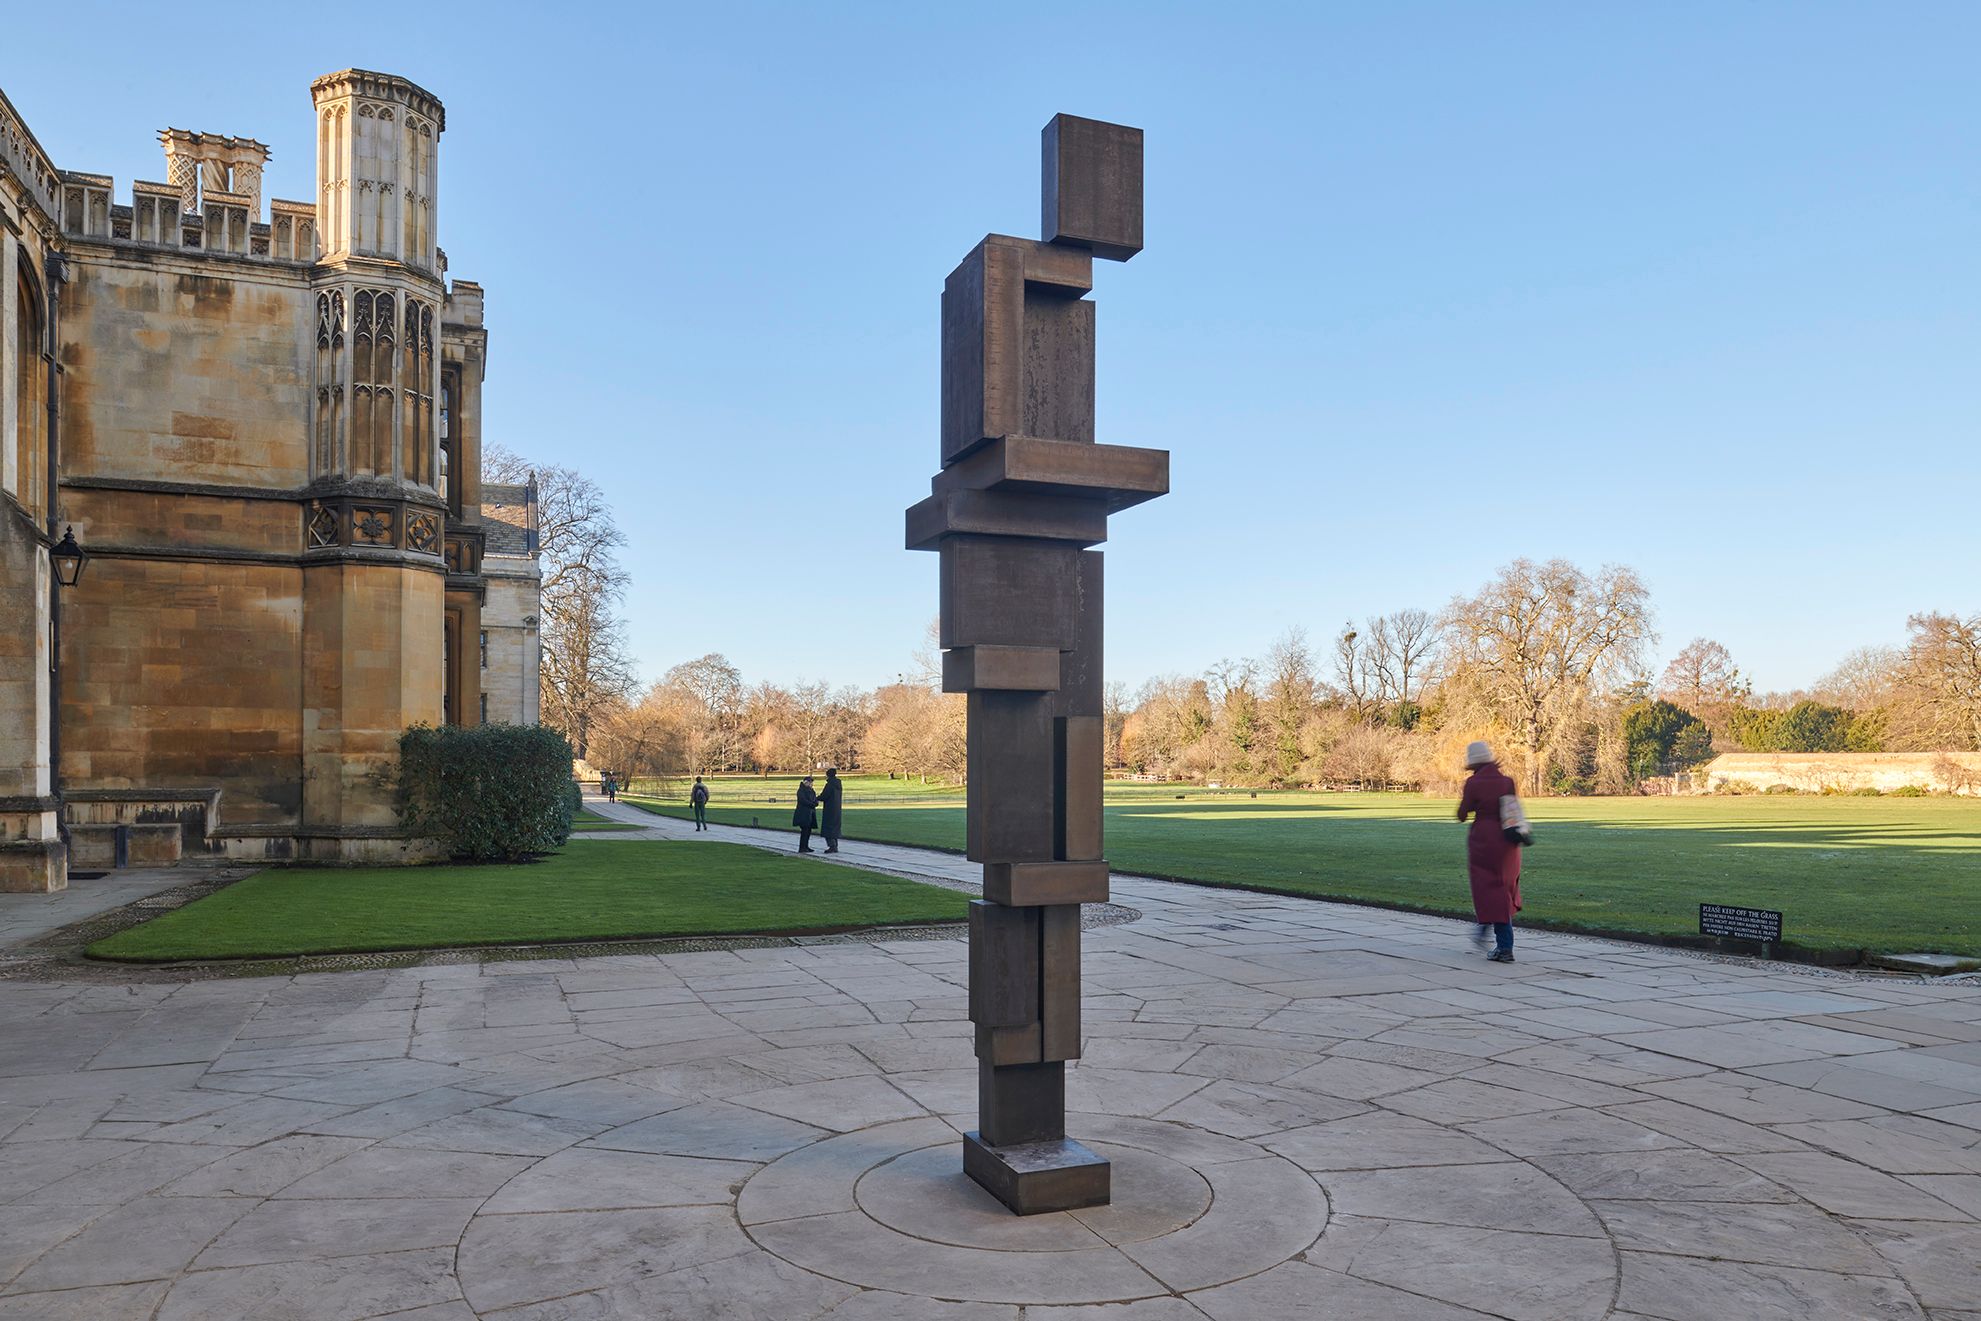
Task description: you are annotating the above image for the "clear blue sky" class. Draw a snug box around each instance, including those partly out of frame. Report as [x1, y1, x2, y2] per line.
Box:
[8, 2, 1976, 696]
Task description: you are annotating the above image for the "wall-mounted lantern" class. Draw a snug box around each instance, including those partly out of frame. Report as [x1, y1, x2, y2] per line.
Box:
[50, 526, 87, 587]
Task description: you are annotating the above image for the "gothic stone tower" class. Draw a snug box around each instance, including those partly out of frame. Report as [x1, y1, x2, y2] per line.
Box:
[0, 67, 498, 876]
[300, 70, 457, 842]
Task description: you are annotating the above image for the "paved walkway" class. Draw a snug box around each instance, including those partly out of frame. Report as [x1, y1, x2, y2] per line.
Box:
[1, 802, 1978, 1318]
[579, 795, 986, 887]
[0, 867, 189, 949]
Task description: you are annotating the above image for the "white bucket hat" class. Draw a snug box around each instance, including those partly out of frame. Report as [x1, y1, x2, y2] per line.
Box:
[1464, 740, 1494, 768]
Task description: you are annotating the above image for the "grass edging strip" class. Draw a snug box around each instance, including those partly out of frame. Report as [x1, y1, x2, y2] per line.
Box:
[84, 916, 970, 966]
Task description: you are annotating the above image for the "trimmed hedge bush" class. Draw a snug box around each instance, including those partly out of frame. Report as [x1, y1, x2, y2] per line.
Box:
[398, 724, 578, 861]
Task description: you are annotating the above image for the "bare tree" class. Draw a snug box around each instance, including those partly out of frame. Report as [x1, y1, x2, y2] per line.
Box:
[860, 682, 965, 783]
[742, 681, 792, 773]
[1261, 628, 1318, 784]
[1813, 645, 1902, 712]
[485, 444, 635, 761]
[1205, 658, 1260, 783]
[910, 618, 943, 687]
[664, 653, 746, 772]
[482, 445, 532, 485]
[1656, 638, 1748, 713]
[1121, 676, 1213, 778]
[1444, 559, 1656, 793]
[820, 686, 872, 771]
[1894, 612, 1981, 751]
[591, 687, 689, 783]
[1103, 680, 1131, 770]
[541, 587, 635, 762]
[1364, 608, 1442, 708]
[788, 680, 836, 771]
[1320, 721, 1407, 790]
[1333, 624, 1374, 717]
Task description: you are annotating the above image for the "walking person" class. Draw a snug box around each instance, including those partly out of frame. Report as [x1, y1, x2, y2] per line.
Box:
[819, 768, 844, 853]
[1456, 741, 1523, 963]
[793, 776, 820, 853]
[602, 772, 617, 803]
[690, 776, 710, 831]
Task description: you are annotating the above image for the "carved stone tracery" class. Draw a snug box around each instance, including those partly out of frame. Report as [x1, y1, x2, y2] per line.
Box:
[313, 287, 437, 487]
[352, 508, 393, 544]
[301, 496, 445, 558]
[306, 503, 339, 548]
[405, 511, 439, 553]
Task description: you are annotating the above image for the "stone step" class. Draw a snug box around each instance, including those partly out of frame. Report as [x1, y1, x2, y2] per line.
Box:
[1870, 951, 1981, 974]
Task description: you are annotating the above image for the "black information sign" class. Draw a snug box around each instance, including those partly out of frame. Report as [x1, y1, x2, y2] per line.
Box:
[1699, 903, 1783, 944]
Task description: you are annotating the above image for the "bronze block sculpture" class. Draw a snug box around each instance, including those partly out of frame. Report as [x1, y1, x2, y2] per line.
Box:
[907, 113, 1167, 1215]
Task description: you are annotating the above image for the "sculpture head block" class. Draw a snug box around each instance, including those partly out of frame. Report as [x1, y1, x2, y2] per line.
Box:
[1042, 114, 1144, 262]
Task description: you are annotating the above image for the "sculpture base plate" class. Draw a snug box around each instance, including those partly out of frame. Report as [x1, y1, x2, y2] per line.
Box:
[962, 1130, 1111, 1215]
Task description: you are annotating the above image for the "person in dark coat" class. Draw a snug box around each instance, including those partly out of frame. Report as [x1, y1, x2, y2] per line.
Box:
[1456, 740, 1522, 963]
[819, 768, 844, 853]
[793, 776, 820, 853]
[690, 776, 709, 831]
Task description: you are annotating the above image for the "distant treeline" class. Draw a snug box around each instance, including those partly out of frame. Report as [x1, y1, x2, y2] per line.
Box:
[573, 558, 1979, 798]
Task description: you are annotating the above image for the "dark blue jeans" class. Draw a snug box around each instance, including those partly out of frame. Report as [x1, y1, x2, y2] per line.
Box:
[1478, 922, 1513, 952]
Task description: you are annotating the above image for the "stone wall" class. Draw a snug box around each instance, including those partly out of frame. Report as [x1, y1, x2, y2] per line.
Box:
[479, 481, 539, 727]
[1, 130, 65, 891]
[59, 556, 304, 823]
[481, 561, 539, 725]
[1702, 752, 1981, 796]
[0, 508, 59, 890]
[58, 256, 311, 487]
[298, 561, 444, 855]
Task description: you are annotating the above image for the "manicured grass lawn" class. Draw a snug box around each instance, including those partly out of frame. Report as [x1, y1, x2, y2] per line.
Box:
[87, 839, 970, 962]
[625, 776, 1981, 957]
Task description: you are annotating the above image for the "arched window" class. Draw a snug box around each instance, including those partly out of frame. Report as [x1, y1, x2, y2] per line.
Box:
[351, 291, 374, 475]
[440, 367, 462, 517]
[15, 258, 47, 516]
[313, 291, 345, 476]
[349, 288, 399, 476]
[403, 119, 422, 260]
[372, 293, 395, 474]
[403, 300, 434, 485]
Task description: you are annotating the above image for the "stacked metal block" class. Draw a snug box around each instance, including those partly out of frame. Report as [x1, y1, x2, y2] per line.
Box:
[906, 114, 1168, 1215]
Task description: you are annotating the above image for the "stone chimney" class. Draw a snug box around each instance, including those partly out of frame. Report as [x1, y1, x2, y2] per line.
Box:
[158, 128, 271, 216]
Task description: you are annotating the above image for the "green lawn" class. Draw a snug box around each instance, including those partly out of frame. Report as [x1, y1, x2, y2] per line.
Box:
[625, 776, 1981, 958]
[88, 839, 969, 962]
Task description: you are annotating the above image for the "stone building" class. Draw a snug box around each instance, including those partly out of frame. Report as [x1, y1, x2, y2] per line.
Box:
[1, 69, 537, 892]
[480, 480, 542, 727]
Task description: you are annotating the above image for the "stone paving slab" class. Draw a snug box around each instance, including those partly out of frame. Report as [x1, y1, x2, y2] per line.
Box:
[0, 795, 1976, 1316]
[0, 867, 190, 949]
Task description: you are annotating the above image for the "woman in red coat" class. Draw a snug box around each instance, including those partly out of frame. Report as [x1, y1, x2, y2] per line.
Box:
[1457, 740, 1521, 963]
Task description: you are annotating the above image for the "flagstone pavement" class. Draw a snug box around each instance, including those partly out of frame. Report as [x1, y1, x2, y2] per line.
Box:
[1, 799, 1979, 1319]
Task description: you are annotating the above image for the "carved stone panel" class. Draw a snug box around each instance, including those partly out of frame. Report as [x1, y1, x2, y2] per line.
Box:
[406, 511, 440, 554]
[301, 497, 449, 561]
[306, 504, 340, 548]
[352, 508, 395, 546]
